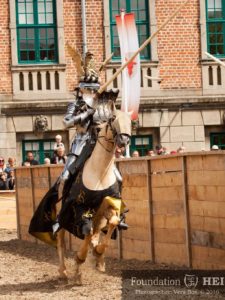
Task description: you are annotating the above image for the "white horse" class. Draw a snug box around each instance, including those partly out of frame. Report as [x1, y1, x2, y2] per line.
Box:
[56, 108, 131, 284]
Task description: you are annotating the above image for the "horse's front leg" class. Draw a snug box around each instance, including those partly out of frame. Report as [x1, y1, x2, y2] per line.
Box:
[74, 234, 92, 285]
[56, 229, 68, 279]
[93, 207, 119, 272]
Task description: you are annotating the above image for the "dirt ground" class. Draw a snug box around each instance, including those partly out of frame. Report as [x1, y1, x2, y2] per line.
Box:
[0, 229, 225, 300]
[0, 195, 224, 299]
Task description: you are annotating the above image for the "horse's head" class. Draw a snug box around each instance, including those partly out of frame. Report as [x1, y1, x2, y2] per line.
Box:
[111, 109, 131, 148]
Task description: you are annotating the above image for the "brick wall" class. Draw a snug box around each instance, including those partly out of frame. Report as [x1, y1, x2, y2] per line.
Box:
[156, 0, 202, 90]
[0, 0, 12, 94]
[63, 0, 105, 92]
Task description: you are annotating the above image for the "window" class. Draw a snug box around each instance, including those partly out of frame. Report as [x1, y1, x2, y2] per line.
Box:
[22, 139, 55, 163]
[109, 0, 150, 60]
[206, 0, 225, 56]
[130, 135, 153, 156]
[210, 132, 225, 149]
[16, 0, 58, 63]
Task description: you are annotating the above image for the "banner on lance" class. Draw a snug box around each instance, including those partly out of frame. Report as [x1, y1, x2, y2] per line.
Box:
[116, 12, 140, 121]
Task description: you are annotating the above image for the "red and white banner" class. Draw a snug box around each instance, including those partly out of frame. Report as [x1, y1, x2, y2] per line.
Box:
[116, 12, 140, 121]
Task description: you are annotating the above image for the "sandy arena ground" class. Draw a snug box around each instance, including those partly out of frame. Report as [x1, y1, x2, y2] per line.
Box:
[0, 195, 224, 300]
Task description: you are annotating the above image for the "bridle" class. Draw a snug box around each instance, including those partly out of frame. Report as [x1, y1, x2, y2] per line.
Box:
[97, 122, 116, 153]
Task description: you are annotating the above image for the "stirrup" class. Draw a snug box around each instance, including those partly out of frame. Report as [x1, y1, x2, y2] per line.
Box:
[118, 208, 129, 230]
[118, 222, 129, 230]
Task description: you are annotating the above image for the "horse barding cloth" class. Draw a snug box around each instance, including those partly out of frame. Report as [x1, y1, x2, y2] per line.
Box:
[29, 143, 125, 247]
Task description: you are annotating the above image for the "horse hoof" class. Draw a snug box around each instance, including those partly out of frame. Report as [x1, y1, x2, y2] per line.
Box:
[96, 262, 105, 272]
[74, 274, 82, 286]
[58, 269, 68, 280]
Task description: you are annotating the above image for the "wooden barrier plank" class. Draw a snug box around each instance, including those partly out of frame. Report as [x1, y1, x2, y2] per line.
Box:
[204, 216, 221, 233]
[189, 200, 204, 216]
[191, 230, 225, 250]
[186, 156, 203, 171]
[192, 245, 225, 265]
[122, 250, 150, 261]
[192, 260, 225, 270]
[188, 185, 225, 202]
[153, 215, 185, 229]
[49, 166, 63, 186]
[122, 174, 147, 187]
[153, 200, 184, 215]
[20, 225, 36, 242]
[125, 213, 150, 229]
[122, 186, 148, 201]
[119, 160, 147, 175]
[16, 168, 34, 232]
[154, 243, 187, 266]
[151, 172, 183, 188]
[151, 156, 182, 173]
[122, 226, 150, 241]
[189, 215, 204, 231]
[154, 228, 186, 244]
[122, 238, 151, 258]
[188, 170, 225, 186]
[152, 186, 183, 202]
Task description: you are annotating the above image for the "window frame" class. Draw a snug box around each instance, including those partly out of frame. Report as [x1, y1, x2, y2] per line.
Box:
[16, 0, 58, 64]
[206, 0, 225, 57]
[109, 0, 150, 61]
[22, 139, 55, 164]
[210, 132, 225, 149]
[130, 135, 153, 156]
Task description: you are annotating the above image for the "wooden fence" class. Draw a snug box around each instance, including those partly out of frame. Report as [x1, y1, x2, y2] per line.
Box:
[15, 152, 225, 269]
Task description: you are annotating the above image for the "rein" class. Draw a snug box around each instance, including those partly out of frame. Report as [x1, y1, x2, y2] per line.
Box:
[97, 135, 115, 153]
[97, 123, 115, 153]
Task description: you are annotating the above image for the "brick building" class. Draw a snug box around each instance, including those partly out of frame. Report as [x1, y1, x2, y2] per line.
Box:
[0, 0, 225, 163]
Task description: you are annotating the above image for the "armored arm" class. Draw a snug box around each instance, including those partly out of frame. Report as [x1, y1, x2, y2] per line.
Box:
[63, 100, 95, 128]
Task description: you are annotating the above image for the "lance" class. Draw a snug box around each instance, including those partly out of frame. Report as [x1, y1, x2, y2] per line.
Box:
[99, 52, 114, 72]
[97, 0, 190, 94]
[205, 52, 225, 68]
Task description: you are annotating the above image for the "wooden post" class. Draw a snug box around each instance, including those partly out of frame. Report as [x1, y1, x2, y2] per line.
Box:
[30, 167, 37, 244]
[98, 0, 190, 94]
[14, 169, 21, 239]
[147, 160, 155, 262]
[182, 156, 192, 268]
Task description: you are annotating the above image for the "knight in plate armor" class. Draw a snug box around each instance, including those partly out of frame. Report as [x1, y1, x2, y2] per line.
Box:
[59, 46, 120, 185]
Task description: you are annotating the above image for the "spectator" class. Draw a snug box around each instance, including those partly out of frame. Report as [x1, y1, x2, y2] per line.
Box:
[147, 150, 155, 156]
[51, 147, 67, 164]
[0, 172, 8, 190]
[4, 157, 15, 177]
[7, 170, 15, 190]
[132, 150, 140, 158]
[162, 146, 169, 155]
[177, 146, 186, 153]
[0, 157, 5, 173]
[115, 146, 125, 158]
[211, 145, 219, 150]
[170, 150, 177, 155]
[54, 135, 64, 152]
[155, 144, 163, 155]
[44, 158, 51, 165]
[23, 151, 39, 166]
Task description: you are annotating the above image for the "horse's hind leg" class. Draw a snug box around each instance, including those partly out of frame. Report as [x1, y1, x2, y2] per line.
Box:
[57, 229, 68, 279]
[74, 234, 92, 285]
